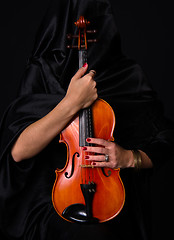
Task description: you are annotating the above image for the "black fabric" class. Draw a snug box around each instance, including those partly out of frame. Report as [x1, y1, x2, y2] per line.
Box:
[0, 0, 174, 239]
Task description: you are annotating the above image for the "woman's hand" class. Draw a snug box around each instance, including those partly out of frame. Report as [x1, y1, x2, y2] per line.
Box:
[83, 138, 134, 169]
[65, 63, 98, 110]
[11, 64, 97, 162]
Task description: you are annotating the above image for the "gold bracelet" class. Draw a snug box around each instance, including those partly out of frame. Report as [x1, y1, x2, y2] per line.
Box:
[132, 150, 142, 170]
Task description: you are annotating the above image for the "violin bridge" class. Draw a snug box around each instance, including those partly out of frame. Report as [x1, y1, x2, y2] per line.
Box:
[80, 164, 94, 168]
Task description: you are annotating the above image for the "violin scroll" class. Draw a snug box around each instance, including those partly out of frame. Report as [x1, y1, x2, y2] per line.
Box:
[67, 16, 98, 50]
[74, 16, 90, 29]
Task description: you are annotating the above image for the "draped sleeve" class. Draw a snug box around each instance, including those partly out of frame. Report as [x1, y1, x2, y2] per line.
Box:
[0, 55, 65, 238]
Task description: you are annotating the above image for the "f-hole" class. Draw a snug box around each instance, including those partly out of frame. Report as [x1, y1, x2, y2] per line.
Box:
[65, 152, 79, 179]
[101, 168, 111, 177]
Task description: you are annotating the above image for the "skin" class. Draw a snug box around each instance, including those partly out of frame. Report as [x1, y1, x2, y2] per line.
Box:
[11, 64, 153, 169]
[83, 138, 153, 169]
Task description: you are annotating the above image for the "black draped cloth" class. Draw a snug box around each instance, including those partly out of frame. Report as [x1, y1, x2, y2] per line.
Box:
[0, 0, 174, 239]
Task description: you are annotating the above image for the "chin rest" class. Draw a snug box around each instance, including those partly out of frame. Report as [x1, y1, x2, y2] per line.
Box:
[62, 203, 99, 224]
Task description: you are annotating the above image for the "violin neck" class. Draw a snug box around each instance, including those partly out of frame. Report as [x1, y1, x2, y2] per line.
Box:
[79, 50, 93, 147]
[79, 50, 87, 68]
[79, 107, 93, 147]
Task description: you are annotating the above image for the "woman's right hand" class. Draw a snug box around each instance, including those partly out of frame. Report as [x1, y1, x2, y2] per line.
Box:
[11, 64, 97, 162]
[65, 63, 98, 110]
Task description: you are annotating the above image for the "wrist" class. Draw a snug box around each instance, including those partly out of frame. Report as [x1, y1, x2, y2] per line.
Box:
[63, 95, 81, 114]
[126, 150, 135, 168]
[62, 95, 81, 116]
[131, 150, 142, 169]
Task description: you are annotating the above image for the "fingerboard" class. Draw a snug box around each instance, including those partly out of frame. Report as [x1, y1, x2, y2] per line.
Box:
[79, 50, 93, 147]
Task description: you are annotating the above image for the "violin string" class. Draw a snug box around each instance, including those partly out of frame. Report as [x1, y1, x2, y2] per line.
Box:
[89, 108, 91, 184]
[83, 150, 85, 184]
[81, 148, 83, 184]
[85, 109, 88, 184]
[88, 156, 91, 183]
[90, 108, 94, 183]
[84, 151, 86, 184]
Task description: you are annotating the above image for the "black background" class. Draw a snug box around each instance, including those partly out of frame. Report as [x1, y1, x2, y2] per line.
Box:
[0, 0, 173, 239]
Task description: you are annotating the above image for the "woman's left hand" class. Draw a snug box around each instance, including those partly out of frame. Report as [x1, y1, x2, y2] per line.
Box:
[83, 138, 134, 169]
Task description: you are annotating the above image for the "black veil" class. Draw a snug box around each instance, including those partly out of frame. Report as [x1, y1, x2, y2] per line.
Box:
[0, 0, 174, 239]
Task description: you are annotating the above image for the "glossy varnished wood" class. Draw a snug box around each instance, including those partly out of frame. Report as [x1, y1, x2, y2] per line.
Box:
[52, 99, 125, 223]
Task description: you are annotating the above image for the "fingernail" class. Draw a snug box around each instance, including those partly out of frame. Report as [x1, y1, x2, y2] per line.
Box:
[86, 138, 91, 142]
[83, 63, 87, 68]
[85, 156, 90, 159]
[89, 70, 96, 75]
[92, 162, 96, 166]
[82, 147, 87, 150]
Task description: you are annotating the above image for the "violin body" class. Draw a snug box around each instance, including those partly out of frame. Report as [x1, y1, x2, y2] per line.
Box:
[52, 99, 125, 223]
[52, 16, 125, 224]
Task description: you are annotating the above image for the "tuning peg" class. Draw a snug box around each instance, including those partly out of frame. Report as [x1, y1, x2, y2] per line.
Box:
[67, 45, 78, 49]
[86, 30, 97, 34]
[87, 39, 98, 43]
[80, 39, 98, 43]
[67, 44, 88, 49]
[67, 34, 78, 40]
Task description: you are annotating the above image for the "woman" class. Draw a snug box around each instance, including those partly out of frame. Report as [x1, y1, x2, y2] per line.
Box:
[0, 0, 173, 239]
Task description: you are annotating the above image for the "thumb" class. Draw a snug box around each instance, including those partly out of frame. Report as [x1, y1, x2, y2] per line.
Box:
[72, 63, 88, 80]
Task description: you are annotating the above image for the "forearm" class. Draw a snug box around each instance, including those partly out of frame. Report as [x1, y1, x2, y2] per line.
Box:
[11, 64, 97, 162]
[127, 149, 153, 169]
[138, 150, 153, 168]
[11, 97, 79, 162]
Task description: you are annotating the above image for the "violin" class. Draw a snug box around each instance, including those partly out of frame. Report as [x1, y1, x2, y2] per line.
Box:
[52, 16, 125, 223]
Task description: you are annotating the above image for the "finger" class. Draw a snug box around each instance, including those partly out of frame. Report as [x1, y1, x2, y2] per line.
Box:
[83, 146, 108, 155]
[85, 155, 106, 162]
[86, 138, 110, 147]
[88, 70, 96, 78]
[72, 63, 88, 80]
[91, 161, 110, 168]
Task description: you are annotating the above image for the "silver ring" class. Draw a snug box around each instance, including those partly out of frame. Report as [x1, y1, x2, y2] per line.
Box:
[105, 154, 109, 162]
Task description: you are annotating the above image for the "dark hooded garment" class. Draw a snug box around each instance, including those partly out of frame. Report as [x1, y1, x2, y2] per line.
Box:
[0, 0, 174, 239]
